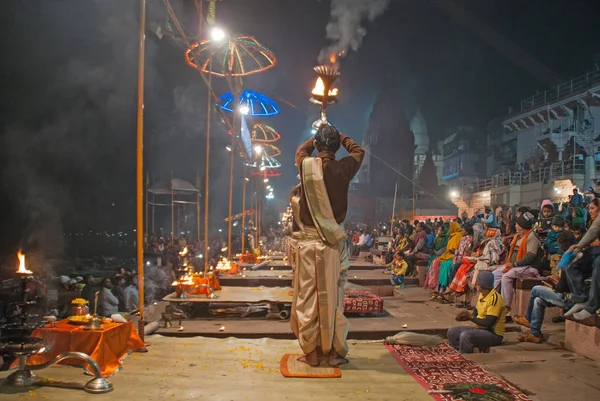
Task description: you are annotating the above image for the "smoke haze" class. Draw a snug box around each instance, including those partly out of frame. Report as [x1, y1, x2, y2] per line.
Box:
[318, 0, 391, 64]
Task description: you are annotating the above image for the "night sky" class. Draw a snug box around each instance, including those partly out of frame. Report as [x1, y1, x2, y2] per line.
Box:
[1, 0, 599, 262]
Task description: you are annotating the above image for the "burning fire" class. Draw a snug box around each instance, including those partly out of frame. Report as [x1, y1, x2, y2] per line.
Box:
[178, 246, 188, 256]
[16, 251, 33, 275]
[328, 50, 344, 66]
[215, 258, 232, 271]
[172, 273, 194, 287]
[311, 77, 338, 97]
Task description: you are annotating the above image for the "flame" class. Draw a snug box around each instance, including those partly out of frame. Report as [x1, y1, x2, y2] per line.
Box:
[215, 258, 231, 271]
[328, 51, 344, 66]
[311, 77, 338, 97]
[17, 251, 33, 275]
[172, 273, 195, 286]
[178, 246, 188, 256]
[214, 257, 240, 274]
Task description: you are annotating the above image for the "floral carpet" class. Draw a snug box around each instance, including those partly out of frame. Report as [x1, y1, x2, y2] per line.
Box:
[386, 344, 532, 400]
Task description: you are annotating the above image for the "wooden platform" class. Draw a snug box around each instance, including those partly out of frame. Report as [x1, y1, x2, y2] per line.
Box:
[165, 286, 292, 304]
[218, 270, 417, 294]
[155, 287, 523, 339]
[239, 261, 386, 271]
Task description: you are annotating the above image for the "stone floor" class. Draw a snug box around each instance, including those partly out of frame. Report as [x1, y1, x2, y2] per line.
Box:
[0, 336, 432, 401]
[2, 333, 600, 401]
[466, 338, 600, 401]
[3, 287, 600, 400]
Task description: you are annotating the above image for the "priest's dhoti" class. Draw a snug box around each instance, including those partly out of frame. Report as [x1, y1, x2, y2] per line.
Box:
[290, 227, 350, 357]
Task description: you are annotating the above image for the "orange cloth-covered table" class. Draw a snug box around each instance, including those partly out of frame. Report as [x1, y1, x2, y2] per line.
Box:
[22, 319, 146, 377]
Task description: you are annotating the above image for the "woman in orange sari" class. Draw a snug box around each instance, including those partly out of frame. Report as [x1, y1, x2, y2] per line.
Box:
[424, 221, 461, 297]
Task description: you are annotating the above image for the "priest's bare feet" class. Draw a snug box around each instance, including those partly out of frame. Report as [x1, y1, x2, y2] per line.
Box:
[328, 351, 349, 366]
[298, 350, 320, 367]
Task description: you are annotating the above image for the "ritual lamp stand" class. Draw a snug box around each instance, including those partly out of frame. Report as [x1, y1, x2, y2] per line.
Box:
[309, 65, 340, 126]
[0, 254, 113, 394]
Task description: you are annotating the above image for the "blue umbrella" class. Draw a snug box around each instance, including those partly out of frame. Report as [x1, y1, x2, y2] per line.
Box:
[219, 90, 280, 117]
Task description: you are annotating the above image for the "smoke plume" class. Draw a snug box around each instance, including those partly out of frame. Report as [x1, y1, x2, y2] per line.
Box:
[318, 0, 391, 64]
[0, 1, 161, 265]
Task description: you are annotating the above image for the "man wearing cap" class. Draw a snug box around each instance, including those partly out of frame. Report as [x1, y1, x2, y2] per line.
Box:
[449, 271, 506, 353]
[492, 212, 543, 315]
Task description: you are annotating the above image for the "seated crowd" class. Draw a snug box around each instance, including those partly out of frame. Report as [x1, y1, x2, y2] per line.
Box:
[370, 190, 600, 353]
[20, 268, 140, 319]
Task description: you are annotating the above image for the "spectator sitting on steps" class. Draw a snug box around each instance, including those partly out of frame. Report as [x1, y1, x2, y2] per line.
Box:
[447, 271, 506, 354]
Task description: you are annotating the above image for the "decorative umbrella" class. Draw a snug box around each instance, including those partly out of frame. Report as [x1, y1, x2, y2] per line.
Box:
[244, 156, 281, 170]
[252, 124, 281, 143]
[252, 168, 282, 178]
[219, 90, 280, 117]
[253, 143, 281, 158]
[185, 35, 276, 77]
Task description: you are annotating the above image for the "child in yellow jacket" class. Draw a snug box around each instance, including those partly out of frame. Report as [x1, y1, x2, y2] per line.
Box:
[388, 252, 408, 289]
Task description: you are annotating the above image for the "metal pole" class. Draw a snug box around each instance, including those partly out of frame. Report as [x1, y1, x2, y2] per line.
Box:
[171, 187, 174, 243]
[227, 117, 235, 260]
[145, 184, 148, 238]
[255, 179, 259, 252]
[412, 180, 416, 218]
[135, 0, 146, 338]
[391, 181, 398, 234]
[152, 192, 155, 234]
[241, 168, 247, 254]
[204, 70, 211, 272]
[197, 191, 200, 243]
[256, 180, 262, 253]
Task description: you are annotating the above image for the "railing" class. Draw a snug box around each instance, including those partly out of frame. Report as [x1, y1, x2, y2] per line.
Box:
[509, 67, 600, 115]
[455, 159, 590, 194]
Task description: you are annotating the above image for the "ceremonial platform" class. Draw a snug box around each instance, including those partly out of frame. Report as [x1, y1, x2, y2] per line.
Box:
[225, 257, 417, 291]
[155, 287, 519, 339]
[160, 257, 396, 341]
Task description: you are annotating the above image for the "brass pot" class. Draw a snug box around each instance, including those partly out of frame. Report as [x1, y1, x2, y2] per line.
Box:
[71, 305, 89, 316]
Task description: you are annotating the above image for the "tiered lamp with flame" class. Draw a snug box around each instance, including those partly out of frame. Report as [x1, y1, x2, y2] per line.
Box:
[0, 253, 113, 393]
[310, 65, 340, 127]
[171, 246, 219, 299]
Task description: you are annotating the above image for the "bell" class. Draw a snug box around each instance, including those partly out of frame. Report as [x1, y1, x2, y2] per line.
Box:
[84, 316, 103, 331]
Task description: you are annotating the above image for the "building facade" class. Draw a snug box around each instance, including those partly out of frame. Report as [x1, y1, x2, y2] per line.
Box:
[451, 66, 600, 213]
[440, 126, 486, 187]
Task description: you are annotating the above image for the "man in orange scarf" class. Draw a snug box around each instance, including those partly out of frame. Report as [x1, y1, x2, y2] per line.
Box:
[492, 212, 543, 315]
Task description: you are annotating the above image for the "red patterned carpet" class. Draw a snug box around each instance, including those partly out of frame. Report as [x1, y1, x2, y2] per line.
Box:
[344, 289, 384, 314]
[386, 344, 531, 400]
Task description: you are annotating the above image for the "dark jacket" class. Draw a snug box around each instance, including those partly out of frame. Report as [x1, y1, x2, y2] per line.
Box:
[295, 134, 364, 227]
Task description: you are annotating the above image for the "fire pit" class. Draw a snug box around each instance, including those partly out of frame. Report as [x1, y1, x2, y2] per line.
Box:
[0, 252, 113, 394]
